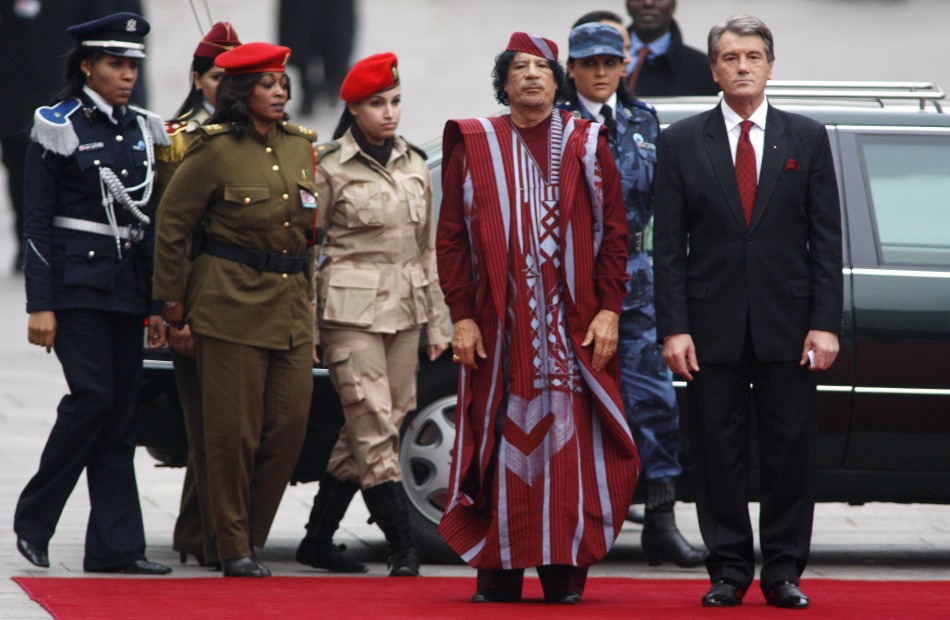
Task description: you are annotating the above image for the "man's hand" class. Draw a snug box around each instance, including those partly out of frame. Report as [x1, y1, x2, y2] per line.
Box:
[801, 329, 839, 371]
[28, 310, 56, 353]
[662, 333, 699, 381]
[582, 309, 619, 372]
[451, 318, 486, 370]
[168, 323, 194, 356]
[162, 302, 185, 329]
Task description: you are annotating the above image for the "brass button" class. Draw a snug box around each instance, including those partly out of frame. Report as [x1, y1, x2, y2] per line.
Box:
[121, 169, 129, 177]
[244, 197, 251, 204]
[123, 242, 132, 250]
[272, 164, 280, 171]
[283, 221, 290, 228]
[265, 147, 273, 153]
[314, 191, 319, 198]
[282, 193, 289, 200]
[115, 135, 124, 142]
[282, 273, 288, 279]
[87, 250, 95, 259]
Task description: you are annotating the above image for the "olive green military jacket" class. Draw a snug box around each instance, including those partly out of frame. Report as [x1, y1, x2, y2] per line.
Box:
[154, 120, 318, 350]
[314, 129, 450, 346]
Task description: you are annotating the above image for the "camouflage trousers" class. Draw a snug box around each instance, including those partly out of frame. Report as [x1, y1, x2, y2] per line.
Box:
[321, 327, 421, 489]
[619, 303, 683, 481]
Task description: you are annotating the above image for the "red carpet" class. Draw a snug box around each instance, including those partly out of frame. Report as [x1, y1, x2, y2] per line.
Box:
[13, 576, 950, 619]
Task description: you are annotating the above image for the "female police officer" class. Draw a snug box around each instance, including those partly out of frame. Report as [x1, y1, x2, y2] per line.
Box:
[295, 52, 450, 577]
[154, 42, 318, 578]
[15, 12, 171, 575]
[561, 22, 706, 568]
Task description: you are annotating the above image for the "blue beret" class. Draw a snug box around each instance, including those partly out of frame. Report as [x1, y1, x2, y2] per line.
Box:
[568, 23, 625, 60]
[66, 12, 150, 59]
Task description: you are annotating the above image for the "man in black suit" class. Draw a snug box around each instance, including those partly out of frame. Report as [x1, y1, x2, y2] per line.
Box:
[652, 15, 842, 609]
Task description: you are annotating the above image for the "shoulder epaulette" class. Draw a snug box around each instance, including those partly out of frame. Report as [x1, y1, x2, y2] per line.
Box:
[314, 140, 341, 164]
[199, 123, 234, 137]
[156, 122, 189, 163]
[280, 120, 318, 142]
[30, 99, 82, 156]
[128, 104, 171, 147]
[401, 137, 429, 161]
[631, 99, 658, 116]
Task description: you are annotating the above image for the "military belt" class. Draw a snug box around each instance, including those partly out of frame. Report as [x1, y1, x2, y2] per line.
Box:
[200, 236, 308, 274]
[53, 216, 133, 240]
[628, 230, 645, 254]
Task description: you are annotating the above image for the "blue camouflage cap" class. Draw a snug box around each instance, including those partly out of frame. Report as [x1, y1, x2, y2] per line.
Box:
[66, 12, 150, 59]
[568, 22, 625, 60]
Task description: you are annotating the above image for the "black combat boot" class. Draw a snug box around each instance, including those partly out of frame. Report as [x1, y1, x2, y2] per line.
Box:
[295, 473, 368, 573]
[641, 479, 708, 568]
[362, 481, 421, 576]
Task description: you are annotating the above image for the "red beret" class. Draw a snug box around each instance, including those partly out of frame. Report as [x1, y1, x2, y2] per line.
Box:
[216, 42, 290, 75]
[340, 52, 399, 103]
[506, 32, 559, 62]
[194, 21, 242, 59]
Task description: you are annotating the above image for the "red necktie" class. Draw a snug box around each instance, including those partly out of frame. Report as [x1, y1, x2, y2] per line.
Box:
[735, 120, 757, 227]
[625, 46, 651, 94]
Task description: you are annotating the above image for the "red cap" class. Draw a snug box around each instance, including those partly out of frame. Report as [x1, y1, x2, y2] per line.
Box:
[216, 42, 290, 75]
[340, 52, 399, 103]
[194, 21, 242, 59]
[506, 32, 558, 62]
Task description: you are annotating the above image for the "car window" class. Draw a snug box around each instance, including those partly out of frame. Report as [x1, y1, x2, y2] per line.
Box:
[859, 134, 950, 267]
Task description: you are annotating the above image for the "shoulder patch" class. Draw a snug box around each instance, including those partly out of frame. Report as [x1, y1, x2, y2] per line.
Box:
[280, 120, 318, 142]
[199, 123, 234, 137]
[156, 129, 188, 163]
[314, 140, 341, 163]
[632, 99, 658, 116]
[30, 98, 82, 156]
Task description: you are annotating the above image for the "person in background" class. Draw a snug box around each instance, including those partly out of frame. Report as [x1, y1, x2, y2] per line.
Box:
[653, 15, 842, 609]
[14, 12, 171, 575]
[297, 52, 450, 577]
[0, 0, 146, 273]
[154, 42, 318, 578]
[624, 0, 718, 96]
[436, 32, 639, 604]
[154, 21, 243, 571]
[571, 10, 631, 66]
[278, 0, 357, 114]
[561, 21, 706, 569]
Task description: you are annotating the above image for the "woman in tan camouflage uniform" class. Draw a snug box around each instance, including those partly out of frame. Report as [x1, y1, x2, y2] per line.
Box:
[297, 52, 450, 577]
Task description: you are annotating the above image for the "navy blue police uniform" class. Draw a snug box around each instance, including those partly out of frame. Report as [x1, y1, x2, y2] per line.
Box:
[14, 12, 171, 573]
[562, 97, 682, 485]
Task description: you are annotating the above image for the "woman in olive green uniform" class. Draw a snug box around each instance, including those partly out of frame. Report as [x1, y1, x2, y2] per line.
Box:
[296, 52, 450, 577]
[154, 21, 242, 570]
[154, 42, 318, 578]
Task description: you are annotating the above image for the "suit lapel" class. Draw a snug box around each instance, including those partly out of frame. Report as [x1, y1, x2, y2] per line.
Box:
[704, 107, 747, 231]
[749, 105, 789, 231]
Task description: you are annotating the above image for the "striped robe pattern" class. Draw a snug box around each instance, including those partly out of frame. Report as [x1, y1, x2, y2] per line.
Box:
[438, 112, 640, 569]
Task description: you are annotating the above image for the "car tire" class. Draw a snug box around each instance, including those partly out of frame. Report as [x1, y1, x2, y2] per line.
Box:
[398, 359, 462, 563]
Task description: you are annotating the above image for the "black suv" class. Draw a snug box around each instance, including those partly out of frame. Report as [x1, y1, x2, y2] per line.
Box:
[139, 81, 950, 559]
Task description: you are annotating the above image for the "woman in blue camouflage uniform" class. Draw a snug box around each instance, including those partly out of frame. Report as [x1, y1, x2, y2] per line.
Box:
[561, 21, 706, 568]
[15, 12, 171, 575]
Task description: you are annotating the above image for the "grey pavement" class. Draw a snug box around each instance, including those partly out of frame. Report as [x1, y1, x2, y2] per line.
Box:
[2, 1, 950, 618]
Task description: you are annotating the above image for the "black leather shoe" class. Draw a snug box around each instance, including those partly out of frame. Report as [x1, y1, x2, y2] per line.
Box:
[222, 556, 268, 578]
[119, 559, 172, 575]
[543, 589, 582, 605]
[702, 579, 743, 607]
[766, 580, 810, 609]
[17, 537, 49, 568]
[471, 588, 522, 603]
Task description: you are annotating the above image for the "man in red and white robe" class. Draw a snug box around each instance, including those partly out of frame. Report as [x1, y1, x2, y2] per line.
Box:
[436, 32, 640, 605]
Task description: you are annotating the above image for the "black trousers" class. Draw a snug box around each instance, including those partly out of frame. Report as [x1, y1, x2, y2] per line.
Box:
[686, 334, 817, 592]
[15, 309, 147, 571]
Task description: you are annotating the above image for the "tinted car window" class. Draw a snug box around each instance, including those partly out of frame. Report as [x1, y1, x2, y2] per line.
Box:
[860, 134, 950, 266]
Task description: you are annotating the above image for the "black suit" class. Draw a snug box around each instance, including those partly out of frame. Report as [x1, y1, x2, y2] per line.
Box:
[653, 103, 842, 592]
